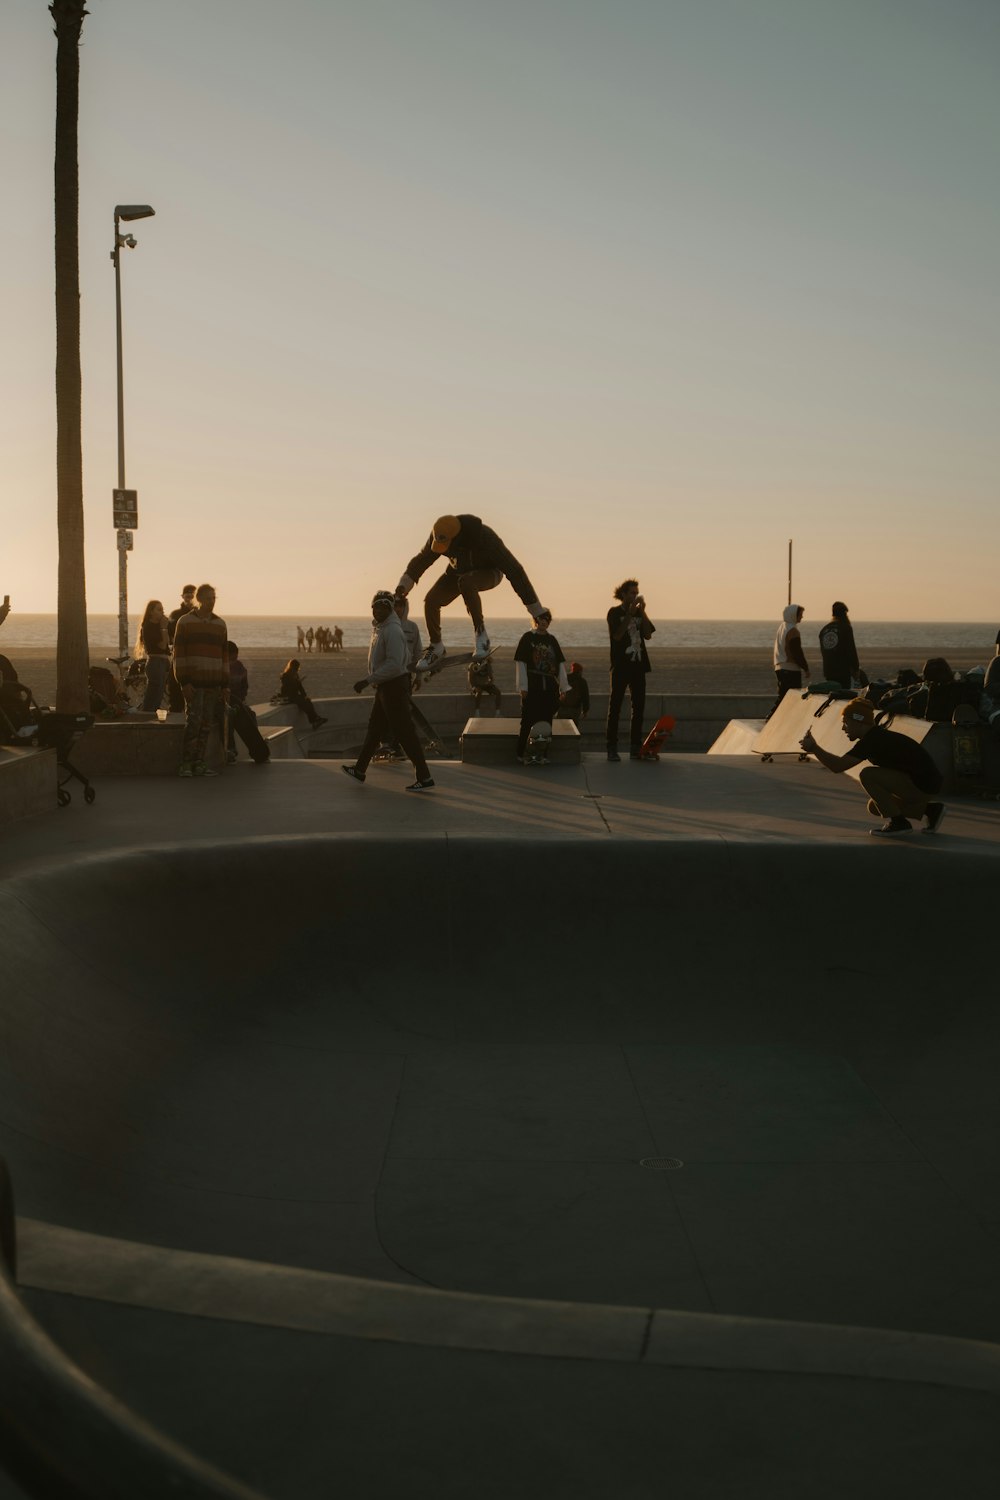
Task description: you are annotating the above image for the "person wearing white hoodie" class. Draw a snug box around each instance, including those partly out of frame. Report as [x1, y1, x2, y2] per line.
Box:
[342, 592, 434, 791]
[770, 603, 811, 717]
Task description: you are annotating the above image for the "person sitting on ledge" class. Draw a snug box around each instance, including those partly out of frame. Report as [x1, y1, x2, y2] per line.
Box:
[800, 698, 946, 837]
[277, 659, 327, 730]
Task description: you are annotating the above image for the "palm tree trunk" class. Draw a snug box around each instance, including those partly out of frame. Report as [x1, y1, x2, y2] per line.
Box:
[51, 0, 90, 713]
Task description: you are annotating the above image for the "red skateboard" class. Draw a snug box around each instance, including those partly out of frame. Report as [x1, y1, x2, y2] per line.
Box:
[638, 714, 676, 760]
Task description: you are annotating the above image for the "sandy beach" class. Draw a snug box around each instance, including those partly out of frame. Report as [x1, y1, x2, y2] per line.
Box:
[7, 642, 993, 711]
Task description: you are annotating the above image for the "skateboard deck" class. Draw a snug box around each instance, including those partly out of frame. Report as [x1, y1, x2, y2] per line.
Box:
[524, 720, 552, 765]
[638, 714, 676, 760]
[417, 648, 496, 682]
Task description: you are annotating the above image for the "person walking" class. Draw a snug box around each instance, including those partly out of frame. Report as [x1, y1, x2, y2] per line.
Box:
[342, 592, 435, 790]
[606, 580, 655, 761]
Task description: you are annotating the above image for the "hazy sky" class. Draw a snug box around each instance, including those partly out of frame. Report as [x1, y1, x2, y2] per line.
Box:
[4, 0, 999, 620]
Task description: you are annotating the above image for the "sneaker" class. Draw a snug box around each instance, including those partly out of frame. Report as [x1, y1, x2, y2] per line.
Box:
[405, 777, 435, 791]
[192, 763, 219, 777]
[415, 642, 446, 672]
[177, 763, 193, 778]
[923, 802, 947, 834]
[870, 817, 912, 837]
[607, 750, 621, 762]
[342, 764, 366, 783]
[474, 629, 491, 659]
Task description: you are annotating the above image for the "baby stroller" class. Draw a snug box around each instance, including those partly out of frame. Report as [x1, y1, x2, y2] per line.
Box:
[0, 659, 95, 807]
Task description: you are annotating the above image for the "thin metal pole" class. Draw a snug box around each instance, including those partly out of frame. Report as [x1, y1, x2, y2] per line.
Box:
[114, 217, 128, 655]
[787, 539, 793, 607]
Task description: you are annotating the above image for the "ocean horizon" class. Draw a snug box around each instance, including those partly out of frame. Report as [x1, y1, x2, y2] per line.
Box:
[2, 614, 997, 654]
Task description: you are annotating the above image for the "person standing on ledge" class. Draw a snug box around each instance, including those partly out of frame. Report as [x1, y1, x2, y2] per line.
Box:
[818, 601, 861, 689]
[514, 606, 566, 761]
[342, 591, 435, 791]
[395, 514, 545, 672]
[172, 583, 229, 779]
[606, 579, 655, 761]
[768, 603, 811, 718]
[800, 698, 946, 836]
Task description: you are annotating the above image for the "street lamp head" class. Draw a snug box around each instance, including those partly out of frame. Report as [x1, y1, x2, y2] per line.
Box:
[114, 205, 155, 222]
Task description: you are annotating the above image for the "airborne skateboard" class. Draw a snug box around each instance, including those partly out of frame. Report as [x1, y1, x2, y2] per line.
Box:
[524, 720, 553, 765]
[417, 647, 496, 682]
[638, 714, 676, 760]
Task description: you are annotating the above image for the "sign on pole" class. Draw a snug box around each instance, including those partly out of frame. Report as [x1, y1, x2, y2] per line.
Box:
[116, 528, 133, 552]
[112, 488, 138, 529]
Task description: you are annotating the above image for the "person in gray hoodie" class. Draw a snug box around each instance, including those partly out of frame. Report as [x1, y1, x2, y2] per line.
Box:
[342, 591, 434, 790]
[769, 603, 811, 718]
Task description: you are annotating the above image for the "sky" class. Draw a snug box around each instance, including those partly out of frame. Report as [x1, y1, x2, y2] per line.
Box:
[3, 0, 999, 620]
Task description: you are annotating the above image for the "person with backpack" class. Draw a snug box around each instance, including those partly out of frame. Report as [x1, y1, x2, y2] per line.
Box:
[800, 698, 946, 836]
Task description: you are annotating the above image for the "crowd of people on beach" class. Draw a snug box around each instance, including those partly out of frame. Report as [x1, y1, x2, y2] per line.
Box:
[296, 625, 343, 653]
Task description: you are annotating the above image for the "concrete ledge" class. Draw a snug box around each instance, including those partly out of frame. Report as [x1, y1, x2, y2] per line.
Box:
[70, 720, 224, 777]
[18, 1219, 1000, 1394]
[461, 716, 581, 764]
[0, 747, 56, 826]
[256, 694, 773, 756]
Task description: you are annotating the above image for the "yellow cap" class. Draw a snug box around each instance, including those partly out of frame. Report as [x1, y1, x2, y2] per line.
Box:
[430, 515, 461, 554]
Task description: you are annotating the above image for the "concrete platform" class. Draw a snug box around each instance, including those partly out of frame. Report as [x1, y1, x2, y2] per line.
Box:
[0, 746, 55, 827]
[2, 756, 999, 1497]
[460, 715, 581, 763]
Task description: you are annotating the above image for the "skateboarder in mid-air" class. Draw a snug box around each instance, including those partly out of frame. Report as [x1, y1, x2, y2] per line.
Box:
[514, 607, 567, 763]
[396, 514, 546, 673]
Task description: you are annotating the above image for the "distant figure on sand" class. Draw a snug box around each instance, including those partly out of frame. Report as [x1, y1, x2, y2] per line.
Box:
[305, 626, 315, 653]
[342, 591, 435, 791]
[818, 602, 860, 689]
[0, 594, 9, 629]
[800, 698, 945, 837]
[135, 599, 170, 712]
[297, 626, 306, 651]
[396, 514, 545, 673]
[333, 626, 344, 651]
[173, 584, 229, 778]
[606, 580, 655, 761]
[769, 604, 810, 717]
[514, 607, 567, 762]
[277, 660, 327, 730]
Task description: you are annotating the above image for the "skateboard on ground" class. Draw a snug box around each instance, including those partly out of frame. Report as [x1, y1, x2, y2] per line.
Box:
[524, 720, 553, 765]
[638, 714, 676, 760]
[417, 648, 496, 682]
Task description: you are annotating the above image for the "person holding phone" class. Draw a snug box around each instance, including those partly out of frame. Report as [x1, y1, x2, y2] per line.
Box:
[606, 579, 655, 761]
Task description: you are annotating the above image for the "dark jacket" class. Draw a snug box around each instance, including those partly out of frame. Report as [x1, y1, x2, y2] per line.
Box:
[404, 515, 537, 611]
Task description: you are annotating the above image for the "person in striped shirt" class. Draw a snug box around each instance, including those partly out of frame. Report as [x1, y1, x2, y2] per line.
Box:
[172, 583, 229, 777]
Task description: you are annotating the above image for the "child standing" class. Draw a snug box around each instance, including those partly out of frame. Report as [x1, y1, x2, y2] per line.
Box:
[514, 607, 568, 761]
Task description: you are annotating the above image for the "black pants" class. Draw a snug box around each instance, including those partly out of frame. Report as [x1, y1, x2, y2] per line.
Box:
[425, 568, 502, 641]
[356, 675, 430, 779]
[607, 663, 647, 751]
[517, 678, 560, 756]
[229, 702, 270, 763]
[767, 669, 802, 720]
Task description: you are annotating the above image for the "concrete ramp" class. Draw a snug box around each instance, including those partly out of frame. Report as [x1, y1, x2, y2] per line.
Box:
[3, 834, 1000, 1497]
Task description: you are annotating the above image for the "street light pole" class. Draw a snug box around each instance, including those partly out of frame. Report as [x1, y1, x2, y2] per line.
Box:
[110, 203, 154, 656]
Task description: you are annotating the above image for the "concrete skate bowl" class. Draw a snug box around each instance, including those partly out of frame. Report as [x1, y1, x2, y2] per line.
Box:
[2, 836, 1000, 1498]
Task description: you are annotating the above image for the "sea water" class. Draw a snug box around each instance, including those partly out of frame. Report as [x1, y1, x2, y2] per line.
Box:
[2, 614, 997, 653]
